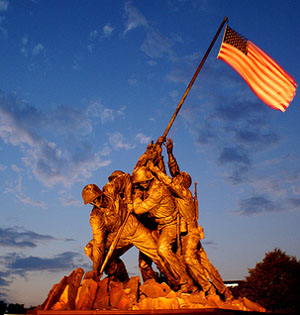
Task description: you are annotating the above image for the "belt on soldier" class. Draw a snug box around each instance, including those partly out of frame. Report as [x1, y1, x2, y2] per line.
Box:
[156, 212, 177, 226]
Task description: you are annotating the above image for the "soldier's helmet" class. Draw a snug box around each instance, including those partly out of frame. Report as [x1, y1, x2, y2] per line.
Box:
[180, 171, 192, 189]
[82, 184, 103, 205]
[108, 170, 124, 182]
[132, 166, 153, 184]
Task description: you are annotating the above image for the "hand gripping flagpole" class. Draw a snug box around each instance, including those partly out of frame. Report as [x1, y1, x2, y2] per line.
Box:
[158, 17, 228, 143]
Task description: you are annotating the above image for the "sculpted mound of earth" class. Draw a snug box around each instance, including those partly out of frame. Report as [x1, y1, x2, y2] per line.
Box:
[36, 268, 265, 312]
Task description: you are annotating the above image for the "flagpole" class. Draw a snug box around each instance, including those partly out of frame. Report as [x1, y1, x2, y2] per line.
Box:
[159, 17, 228, 142]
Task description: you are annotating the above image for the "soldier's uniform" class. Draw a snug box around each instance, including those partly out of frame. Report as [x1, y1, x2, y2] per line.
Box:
[133, 170, 191, 291]
[149, 164, 215, 294]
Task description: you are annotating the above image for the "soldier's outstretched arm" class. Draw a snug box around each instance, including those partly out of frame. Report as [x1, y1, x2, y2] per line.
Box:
[148, 161, 186, 200]
[165, 138, 180, 177]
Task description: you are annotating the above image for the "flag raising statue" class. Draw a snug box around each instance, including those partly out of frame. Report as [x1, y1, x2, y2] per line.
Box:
[217, 25, 297, 112]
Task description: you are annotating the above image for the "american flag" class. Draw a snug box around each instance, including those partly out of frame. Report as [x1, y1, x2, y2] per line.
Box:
[217, 25, 297, 112]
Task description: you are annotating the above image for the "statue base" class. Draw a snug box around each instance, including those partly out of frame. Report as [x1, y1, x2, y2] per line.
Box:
[32, 268, 266, 313]
[28, 309, 267, 315]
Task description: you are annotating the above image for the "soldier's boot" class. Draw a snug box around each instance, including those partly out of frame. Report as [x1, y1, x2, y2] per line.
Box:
[178, 281, 190, 293]
[206, 284, 217, 296]
[138, 251, 158, 282]
[223, 287, 234, 302]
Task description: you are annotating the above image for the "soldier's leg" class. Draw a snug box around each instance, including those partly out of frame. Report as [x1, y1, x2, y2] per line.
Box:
[182, 229, 215, 294]
[86, 237, 132, 282]
[157, 223, 192, 291]
[105, 256, 129, 283]
[125, 219, 178, 287]
[198, 245, 233, 300]
[138, 251, 158, 281]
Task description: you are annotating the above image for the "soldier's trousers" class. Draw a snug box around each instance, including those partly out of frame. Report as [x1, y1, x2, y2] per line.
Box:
[198, 245, 227, 294]
[181, 227, 213, 292]
[157, 222, 191, 286]
[111, 214, 174, 284]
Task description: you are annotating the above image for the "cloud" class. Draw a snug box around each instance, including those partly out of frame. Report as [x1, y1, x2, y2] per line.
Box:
[0, 15, 7, 37]
[108, 132, 135, 150]
[0, 0, 8, 11]
[288, 198, 300, 209]
[292, 186, 300, 195]
[136, 133, 151, 144]
[128, 78, 137, 86]
[141, 29, 174, 59]
[2, 251, 83, 277]
[32, 43, 45, 56]
[0, 163, 6, 171]
[216, 146, 251, 184]
[20, 38, 46, 58]
[59, 193, 81, 207]
[202, 240, 218, 249]
[123, 1, 147, 35]
[166, 51, 202, 84]
[0, 226, 59, 249]
[4, 173, 48, 209]
[0, 92, 115, 187]
[89, 101, 126, 124]
[213, 99, 267, 122]
[169, 90, 179, 101]
[17, 194, 47, 209]
[236, 195, 282, 216]
[234, 129, 279, 147]
[122, 1, 176, 61]
[89, 23, 114, 42]
[89, 29, 98, 40]
[218, 146, 251, 166]
[103, 24, 113, 37]
[0, 270, 11, 286]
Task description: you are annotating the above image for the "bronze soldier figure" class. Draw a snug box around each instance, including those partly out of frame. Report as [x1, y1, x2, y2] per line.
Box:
[132, 165, 193, 293]
[81, 172, 170, 283]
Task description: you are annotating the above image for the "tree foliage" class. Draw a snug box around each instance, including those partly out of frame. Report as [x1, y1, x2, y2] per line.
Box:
[234, 248, 300, 313]
[0, 301, 27, 315]
[0, 301, 7, 315]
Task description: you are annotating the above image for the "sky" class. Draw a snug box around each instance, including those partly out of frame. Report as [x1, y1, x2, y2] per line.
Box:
[0, 0, 299, 307]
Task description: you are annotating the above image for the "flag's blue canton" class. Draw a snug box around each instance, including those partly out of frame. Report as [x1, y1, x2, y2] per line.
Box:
[224, 26, 248, 55]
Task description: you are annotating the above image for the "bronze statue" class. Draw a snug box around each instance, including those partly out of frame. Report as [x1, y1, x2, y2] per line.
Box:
[81, 135, 234, 298]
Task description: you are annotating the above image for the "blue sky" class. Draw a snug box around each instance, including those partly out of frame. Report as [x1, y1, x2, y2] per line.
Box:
[0, 0, 299, 307]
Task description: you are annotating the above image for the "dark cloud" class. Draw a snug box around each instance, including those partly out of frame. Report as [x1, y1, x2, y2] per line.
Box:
[0, 270, 11, 287]
[214, 100, 268, 122]
[195, 123, 218, 145]
[218, 146, 251, 166]
[0, 227, 55, 248]
[228, 165, 251, 184]
[3, 251, 82, 277]
[234, 129, 278, 147]
[236, 195, 282, 216]
[202, 240, 218, 248]
[0, 226, 74, 249]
